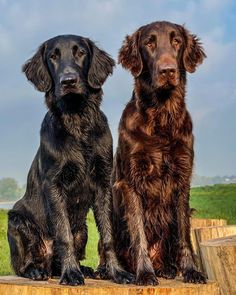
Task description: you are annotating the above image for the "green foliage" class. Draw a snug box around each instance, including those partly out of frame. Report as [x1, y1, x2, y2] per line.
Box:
[190, 183, 236, 224]
[0, 183, 236, 275]
[0, 210, 11, 275]
[0, 178, 24, 202]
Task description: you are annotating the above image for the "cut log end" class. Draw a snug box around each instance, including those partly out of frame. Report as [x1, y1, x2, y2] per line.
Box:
[200, 235, 236, 295]
[0, 276, 220, 295]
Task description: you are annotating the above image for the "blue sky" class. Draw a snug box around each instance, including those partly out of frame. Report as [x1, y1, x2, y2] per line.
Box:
[0, 0, 236, 184]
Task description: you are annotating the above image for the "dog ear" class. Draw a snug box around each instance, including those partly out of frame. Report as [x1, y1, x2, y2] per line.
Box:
[87, 41, 115, 89]
[183, 30, 206, 73]
[118, 31, 143, 77]
[22, 43, 52, 92]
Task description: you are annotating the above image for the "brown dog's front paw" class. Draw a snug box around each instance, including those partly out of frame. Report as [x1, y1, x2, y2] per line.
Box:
[95, 264, 135, 284]
[136, 271, 159, 286]
[155, 264, 177, 280]
[113, 269, 135, 284]
[94, 264, 110, 280]
[60, 267, 84, 285]
[183, 268, 206, 284]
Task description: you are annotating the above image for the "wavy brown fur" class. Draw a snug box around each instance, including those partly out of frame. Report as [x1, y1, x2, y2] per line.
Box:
[111, 21, 206, 285]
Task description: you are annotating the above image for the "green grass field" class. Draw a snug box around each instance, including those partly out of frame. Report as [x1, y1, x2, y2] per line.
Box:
[0, 183, 235, 275]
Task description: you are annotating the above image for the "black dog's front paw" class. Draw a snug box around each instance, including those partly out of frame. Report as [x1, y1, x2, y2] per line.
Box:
[80, 265, 95, 278]
[136, 271, 159, 286]
[23, 265, 49, 281]
[60, 267, 84, 285]
[183, 268, 206, 284]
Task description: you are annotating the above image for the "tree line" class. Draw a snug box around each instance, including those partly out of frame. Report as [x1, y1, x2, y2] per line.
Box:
[0, 178, 25, 202]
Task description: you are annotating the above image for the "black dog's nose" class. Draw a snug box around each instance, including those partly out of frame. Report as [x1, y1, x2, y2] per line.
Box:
[159, 65, 176, 77]
[60, 73, 78, 86]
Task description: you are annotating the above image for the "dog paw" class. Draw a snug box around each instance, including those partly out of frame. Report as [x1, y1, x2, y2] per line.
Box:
[94, 264, 110, 280]
[183, 268, 206, 284]
[113, 269, 135, 284]
[80, 265, 95, 278]
[95, 264, 135, 284]
[24, 266, 49, 281]
[136, 271, 159, 286]
[155, 264, 177, 279]
[60, 267, 84, 285]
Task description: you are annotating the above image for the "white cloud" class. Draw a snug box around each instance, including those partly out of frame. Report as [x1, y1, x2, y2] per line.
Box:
[0, 0, 236, 179]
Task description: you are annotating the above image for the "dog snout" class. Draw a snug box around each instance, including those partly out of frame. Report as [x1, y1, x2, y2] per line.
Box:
[60, 73, 78, 86]
[159, 64, 177, 78]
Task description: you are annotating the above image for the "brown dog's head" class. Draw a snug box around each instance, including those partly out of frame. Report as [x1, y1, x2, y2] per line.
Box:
[119, 21, 206, 90]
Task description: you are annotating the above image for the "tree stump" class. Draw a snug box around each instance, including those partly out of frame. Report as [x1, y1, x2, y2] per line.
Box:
[0, 276, 219, 295]
[190, 218, 227, 229]
[190, 218, 227, 269]
[200, 235, 236, 295]
[193, 225, 236, 273]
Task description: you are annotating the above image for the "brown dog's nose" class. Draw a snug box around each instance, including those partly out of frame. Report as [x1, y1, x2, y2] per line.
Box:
[60, 73, 78, 86]
[159, 64, 176, 77]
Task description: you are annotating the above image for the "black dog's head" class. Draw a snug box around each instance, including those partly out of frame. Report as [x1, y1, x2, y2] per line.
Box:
[23, 35, 115, 102]
[119, 21, 206, 90]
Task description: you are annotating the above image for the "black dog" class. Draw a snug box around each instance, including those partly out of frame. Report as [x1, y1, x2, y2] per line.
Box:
[7, 35, 134, 285]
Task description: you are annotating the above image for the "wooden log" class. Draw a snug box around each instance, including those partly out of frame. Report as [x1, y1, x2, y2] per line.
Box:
[0, 276, 219, 295]
[200, 235, 236, 295]
[190, 218, 227, 266]
[193, 225, 236, 273]
[190, 218, 227, 229]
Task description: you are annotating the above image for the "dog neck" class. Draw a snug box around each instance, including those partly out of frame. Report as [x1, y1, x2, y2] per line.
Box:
[133, 77, 188, 134]
[45, 90, 102, 135]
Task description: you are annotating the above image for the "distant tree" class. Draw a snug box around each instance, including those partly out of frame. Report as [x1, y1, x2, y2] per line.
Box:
[0, 178, 23, 201]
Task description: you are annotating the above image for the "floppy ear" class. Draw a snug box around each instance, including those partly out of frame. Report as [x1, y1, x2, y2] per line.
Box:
[118, 31, 143, 77]
[87, 41, 115, 89]
[22, 43, 52, 92]
[183, 30, 206, 73]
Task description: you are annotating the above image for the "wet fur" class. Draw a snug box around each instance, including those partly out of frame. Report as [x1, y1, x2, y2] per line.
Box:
[111, 21, 206, 285]
[7, 35, 134, 285]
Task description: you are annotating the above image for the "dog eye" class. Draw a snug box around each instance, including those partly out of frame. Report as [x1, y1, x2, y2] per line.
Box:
[78, 49, 86, 57]
[145, 35, 156, 48]
[146, 42, 153, 48]
[73, 45, 86, 58]
[145, 39, 155, 48]
[172, 38, 181, 46]
[50, 53, 57, 60]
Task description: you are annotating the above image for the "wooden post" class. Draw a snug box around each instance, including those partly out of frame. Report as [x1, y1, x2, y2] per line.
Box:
[190, 218, 227, 270]
[193, 225, 236, 273]
[0, 276, 219, 295]
[200, 235, 236, 295]
[190, 218, 227, 229]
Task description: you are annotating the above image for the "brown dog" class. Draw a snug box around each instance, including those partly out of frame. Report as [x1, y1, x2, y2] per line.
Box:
[112, 21, 206, 285]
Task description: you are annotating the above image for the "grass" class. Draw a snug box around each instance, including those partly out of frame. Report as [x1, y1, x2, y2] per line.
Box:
[190, 183, 236, 224]
[0, 210, 11, 275]
[0, 183, 236, 275]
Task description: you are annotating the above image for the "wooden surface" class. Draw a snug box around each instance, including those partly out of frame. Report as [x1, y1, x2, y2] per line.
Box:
[190, 218, 227, 229]
[0, 276, 219, 295]
[190, 218, 227, 252]
[190, 218, 227, 269]
[200, 235, 236, 295]
[193, 225, 236, 273]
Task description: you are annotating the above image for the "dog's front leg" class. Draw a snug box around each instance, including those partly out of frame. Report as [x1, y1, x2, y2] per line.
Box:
[43, 181, 84, 285]
[176, 185, 206, 284]
[93, 186, 135, 284]
[113, 181, 158, 286]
